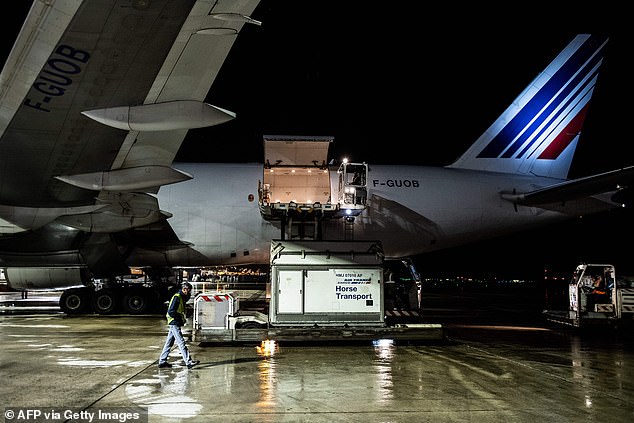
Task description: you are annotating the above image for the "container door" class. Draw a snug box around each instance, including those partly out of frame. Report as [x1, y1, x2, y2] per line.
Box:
[277, 270, 303, 314]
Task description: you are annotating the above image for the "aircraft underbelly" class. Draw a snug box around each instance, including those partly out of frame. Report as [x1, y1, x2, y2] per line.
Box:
[156, 163, 276, 265]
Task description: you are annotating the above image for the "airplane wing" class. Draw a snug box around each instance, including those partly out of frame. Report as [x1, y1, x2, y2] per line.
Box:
[500, 166, 634, 206]
[0, 0, 261, 234]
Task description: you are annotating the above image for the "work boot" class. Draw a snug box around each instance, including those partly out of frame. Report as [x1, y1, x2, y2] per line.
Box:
[158, 362, 172, 368]
[187, 360, 200, 369]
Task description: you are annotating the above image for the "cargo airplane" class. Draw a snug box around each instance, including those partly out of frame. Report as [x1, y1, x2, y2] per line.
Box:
[0, 1, 631, 314]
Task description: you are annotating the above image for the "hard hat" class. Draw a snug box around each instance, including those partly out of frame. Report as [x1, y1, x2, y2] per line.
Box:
[182, 282, 193, 290]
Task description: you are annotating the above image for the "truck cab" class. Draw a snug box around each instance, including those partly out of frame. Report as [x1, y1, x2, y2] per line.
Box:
[544, 263, 634, 328]
[570, 264, 615, 315]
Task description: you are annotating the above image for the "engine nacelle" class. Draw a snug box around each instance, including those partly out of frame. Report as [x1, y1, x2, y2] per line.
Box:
[4, 267, 90, 290]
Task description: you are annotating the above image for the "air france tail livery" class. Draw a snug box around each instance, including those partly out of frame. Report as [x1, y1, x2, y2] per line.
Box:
[0, 1, 630, 314]
[450, 34, 605, 179]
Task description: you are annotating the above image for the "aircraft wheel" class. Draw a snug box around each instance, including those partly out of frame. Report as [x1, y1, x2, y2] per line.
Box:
[121, 290, 151, 314]
[59, 288, 89, 315]
[92, 289, 117, 314]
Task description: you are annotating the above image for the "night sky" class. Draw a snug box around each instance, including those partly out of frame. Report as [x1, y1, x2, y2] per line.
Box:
[183, 2, 634, 279]
[180, 2, 631, 175]
[3, 2, 633, 279]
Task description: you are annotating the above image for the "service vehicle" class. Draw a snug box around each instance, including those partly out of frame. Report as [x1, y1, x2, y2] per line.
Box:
[543, 263, 634, 328]
[191, 239, 443, 343]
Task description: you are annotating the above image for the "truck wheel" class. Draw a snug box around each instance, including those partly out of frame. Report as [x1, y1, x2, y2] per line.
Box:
[92, 289, 117, 314]
[122, 290, 150, 314]
[240, 321, 264, 329]
[59, 288, 89, 315]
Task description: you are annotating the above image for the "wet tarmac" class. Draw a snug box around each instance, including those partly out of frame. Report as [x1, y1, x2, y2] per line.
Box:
[2, 288, 634, 422]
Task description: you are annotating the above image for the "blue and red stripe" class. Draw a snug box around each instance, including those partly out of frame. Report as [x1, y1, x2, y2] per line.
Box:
[476, 35, 608, 160]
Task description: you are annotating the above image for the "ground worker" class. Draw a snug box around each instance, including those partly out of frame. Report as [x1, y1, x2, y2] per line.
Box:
[158, 282, 200, 369]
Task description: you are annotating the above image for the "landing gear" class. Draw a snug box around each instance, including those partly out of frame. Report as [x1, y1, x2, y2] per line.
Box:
[59, 287, 90, 315]
[92, 288, 118, 314]
[121, 288, 157, 314]
[59, 284, 167, 315]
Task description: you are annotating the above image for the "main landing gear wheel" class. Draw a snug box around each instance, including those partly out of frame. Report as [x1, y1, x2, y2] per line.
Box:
[59, 288, 89, 315]
[92, 289, 118, 314]
[121, 290, 151, 314]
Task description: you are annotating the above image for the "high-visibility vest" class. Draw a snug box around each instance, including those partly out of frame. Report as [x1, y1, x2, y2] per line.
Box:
[166, 293, 186, 325]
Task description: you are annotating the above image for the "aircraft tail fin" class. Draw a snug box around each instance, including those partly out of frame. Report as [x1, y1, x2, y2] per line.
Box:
[448, 34, 609, 179]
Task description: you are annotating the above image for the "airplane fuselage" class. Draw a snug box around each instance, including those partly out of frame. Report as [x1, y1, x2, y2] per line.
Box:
[145, 162, 600, 267]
